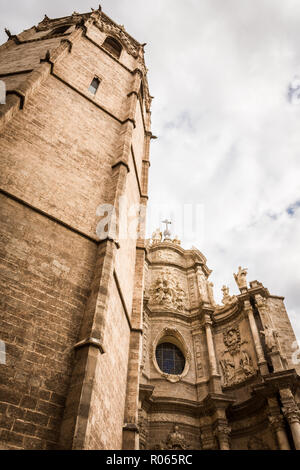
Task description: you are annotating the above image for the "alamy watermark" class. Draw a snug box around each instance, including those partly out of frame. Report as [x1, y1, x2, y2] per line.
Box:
[0, 80, 6, 104]
[95, 196, 205, 244]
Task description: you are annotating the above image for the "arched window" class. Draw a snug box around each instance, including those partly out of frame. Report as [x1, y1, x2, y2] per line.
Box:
[155, 342, 185, 375]
[48, 25, 71, 37]
[102, 36, 122, 59]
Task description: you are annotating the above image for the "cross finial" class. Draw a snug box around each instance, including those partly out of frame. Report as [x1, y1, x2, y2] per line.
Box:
[162, 219, 172, 240]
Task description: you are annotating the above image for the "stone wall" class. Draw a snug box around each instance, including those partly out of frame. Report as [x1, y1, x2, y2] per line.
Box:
[0, 10, 151, 450]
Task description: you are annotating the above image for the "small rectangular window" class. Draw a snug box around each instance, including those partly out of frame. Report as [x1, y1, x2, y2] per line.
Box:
[88, 77, 101, 95]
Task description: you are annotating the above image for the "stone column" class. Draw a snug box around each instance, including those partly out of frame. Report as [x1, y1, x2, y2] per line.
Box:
[268, 415, 291, 450]
[215, 423, 231, 450]
[205, 317, 218, 376]
[282, 403, 300, 450]
[244, 300, 269, 375]
[204, 315, 221, 392]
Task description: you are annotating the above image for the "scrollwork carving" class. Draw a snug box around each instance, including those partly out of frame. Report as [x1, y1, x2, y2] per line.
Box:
[282, 402, 300, 424]
[219, 326, 256, 387]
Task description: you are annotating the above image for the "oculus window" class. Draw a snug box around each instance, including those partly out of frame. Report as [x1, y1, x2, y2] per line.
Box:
[156, 342, 185, 375]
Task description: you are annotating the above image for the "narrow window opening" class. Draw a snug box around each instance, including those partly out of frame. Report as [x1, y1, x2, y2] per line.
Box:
[139, 83, 144, 101]
[88, 77, 101, 95]
[102, 37, 122, 59]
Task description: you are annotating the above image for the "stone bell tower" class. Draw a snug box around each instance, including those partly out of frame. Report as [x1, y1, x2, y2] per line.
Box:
[0, 7, 154, 449]
[139, 228, 300, 450]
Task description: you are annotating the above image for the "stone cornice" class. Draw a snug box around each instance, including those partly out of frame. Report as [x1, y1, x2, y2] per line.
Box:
[145, 243, 211, 276]
[252, 369, 300, 397]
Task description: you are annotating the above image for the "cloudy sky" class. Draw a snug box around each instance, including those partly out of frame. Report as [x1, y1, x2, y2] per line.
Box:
[1, 0, 300, 340]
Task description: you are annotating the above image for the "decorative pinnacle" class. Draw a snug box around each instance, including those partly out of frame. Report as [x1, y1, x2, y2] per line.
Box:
[4, 28, 12, 38]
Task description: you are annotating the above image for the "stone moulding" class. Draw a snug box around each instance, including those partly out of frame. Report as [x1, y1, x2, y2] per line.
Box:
[152, 327, 191, 383]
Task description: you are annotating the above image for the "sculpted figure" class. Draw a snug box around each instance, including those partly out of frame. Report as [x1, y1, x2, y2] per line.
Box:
[150, 272, 186, 311]
[207, 282, 216, 306]
[239, 351, 254, 376]
[260, 324, 278, 351]
[220, 358, 235, 385]
[151, 228, 162, 244]
[234, 266, 248, 290]
[221, 285, 231, 305]
[197, 270, 209, 303]
[165, 425, 187, 450]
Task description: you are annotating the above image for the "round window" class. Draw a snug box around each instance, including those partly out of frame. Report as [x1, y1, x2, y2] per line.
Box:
[155, 342, 185, 375]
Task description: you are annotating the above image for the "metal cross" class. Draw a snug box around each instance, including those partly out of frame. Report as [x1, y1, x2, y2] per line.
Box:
[162, 219, 172, 231]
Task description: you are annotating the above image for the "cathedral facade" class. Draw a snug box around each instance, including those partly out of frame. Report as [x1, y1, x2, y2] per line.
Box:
[0, 8, 299, 450]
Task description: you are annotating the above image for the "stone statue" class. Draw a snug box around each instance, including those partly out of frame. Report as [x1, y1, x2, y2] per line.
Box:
[165, 425, 187, 450]
[151, 228, 162, 244]
[197, 270, 209, 303]
[221, 285, 231, 305]
[234, 266, 248, 290]
[207, 282, 216, 306]
[260, 324, 278, 351]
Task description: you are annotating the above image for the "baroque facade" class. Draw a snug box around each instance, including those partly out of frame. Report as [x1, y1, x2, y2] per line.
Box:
[0, 7, 300, 450]
[140, 232, 300, 450]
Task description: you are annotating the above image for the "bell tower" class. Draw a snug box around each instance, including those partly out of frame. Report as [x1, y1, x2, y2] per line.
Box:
[0, 7, 154, 449]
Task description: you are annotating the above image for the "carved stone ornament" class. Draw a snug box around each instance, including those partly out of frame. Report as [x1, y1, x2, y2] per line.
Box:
[214, 286, 237, 311]
[255, 294, 267, 309]
[162, 425, 188, 450]
[214, 423, 231, 437]
[282, 402, 300, 424]
[152, 328, 190, 383]
[234, 266, 248, 290]
[223, 326, 243, 354]
[220, 325, 256, 387]
[221, 285, 237, 306]
[138, 409, 148, 450]
[95, 15, 140, 58]
[247, 436, 270, 450]
[268, 414, 285, 432]
[260, 324, 279, 352]
[151, 228, 162, 245]
[149, 270, 187, 312]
